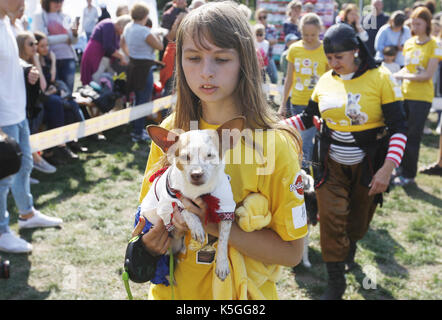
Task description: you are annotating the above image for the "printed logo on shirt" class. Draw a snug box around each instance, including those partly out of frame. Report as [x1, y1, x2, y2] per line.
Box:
[346, 93, 368, 126]
[303, 58, 311, 67]
[290, 172, 304, 200]
[292, 203, 307, 229]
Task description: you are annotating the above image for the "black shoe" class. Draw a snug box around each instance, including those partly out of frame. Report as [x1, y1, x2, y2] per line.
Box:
[56, 146, 79, 160]
[68, 141, 88, 153]
[43, 148, 67, 166]
[345, 241, 358, 273]
[320, 262, 346, 300]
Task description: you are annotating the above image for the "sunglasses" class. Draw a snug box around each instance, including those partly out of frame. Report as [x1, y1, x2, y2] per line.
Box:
[27, 41, 38, 47]
[258, 15, 267, 20]
[51, 0, 64, 3]
[256, 33, 264, 36]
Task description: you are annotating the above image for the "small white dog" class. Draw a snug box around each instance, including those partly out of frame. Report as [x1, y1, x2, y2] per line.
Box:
[139, 117, 245, 281]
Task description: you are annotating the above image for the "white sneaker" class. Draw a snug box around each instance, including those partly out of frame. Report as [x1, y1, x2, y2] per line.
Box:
[0, 231, 32, 253]
[33, 157, 56, 174]
[30, 177, 40, 184]
[18, 209, 63, 230]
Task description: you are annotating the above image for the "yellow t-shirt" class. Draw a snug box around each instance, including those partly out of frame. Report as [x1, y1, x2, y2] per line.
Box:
[311, 66, 403, 132]
[286, 41, 328, 106]
[138, 116, 308, 300]
[402, 36, 442, 103]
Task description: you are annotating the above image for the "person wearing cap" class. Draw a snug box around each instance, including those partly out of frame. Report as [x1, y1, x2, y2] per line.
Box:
[374, 11, 411, 67]
[281, 23, 407, 300]
[279, 13, 328, 171]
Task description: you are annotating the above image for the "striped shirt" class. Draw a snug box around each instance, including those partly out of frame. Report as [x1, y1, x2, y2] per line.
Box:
[281, 115, 407, 167]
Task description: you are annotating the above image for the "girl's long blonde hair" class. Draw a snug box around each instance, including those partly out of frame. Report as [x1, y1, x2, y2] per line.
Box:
[16, 31, 35, 64]
[173, 1, 302, 152]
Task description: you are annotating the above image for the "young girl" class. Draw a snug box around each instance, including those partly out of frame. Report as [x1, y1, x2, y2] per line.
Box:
[254, 23, 269, 82]
[129, 1, 306, 300]
[392, 7, 442, 186]
[120, 2, 163, 142]
[278, 13, 328, 170]
[34, 31, 56, 89]
[342, 4, 369, 42]
[16, 31, 57, 174]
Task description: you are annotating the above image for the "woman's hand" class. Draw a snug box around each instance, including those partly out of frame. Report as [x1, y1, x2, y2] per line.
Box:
[393, 72, 405, 80]
[368, 159, 396, 196]
[278, 104, 287, 118]
[119, 56, 129, 66]
[27, 66, 40, 85]
[132, 216, 171, 256]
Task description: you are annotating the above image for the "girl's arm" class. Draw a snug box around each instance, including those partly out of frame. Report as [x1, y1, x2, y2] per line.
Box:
[33, 53, 47, 91]
[374, 27, 386, 57]
[278, 62, 294, 117]
[394, 58, 439, 82]
[50, 51, 56, 83]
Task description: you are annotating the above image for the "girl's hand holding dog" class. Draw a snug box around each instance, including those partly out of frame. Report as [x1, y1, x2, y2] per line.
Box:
[133, 215, 171, 256]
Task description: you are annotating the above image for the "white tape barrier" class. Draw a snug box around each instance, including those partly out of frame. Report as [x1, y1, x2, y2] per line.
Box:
[29, 84, 283, 153]
[29, 94, 176, 153]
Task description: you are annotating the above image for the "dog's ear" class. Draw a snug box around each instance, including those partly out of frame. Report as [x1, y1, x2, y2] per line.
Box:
[146, 125, 179, 153]
[216, 116, 245, 156]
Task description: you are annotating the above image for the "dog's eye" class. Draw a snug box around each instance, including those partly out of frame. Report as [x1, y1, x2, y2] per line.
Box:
[180, 154, 191, 162]
[207, 153, 214, 158]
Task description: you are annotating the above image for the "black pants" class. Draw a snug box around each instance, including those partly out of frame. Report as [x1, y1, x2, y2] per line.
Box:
[401, 100, 432, 179]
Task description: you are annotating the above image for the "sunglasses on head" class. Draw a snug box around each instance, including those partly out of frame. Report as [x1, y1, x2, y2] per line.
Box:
[258, 15, 267, 20]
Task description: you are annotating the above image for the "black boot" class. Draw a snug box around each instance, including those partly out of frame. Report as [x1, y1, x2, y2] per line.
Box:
[320, 262, 346, 300]
[345, 241, 358, 273]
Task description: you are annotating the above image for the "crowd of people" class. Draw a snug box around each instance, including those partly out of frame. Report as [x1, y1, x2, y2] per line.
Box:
[0, 0, 441, 301]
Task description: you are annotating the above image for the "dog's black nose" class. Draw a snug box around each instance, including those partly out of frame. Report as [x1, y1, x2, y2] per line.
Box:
[190, 172, 203, 182]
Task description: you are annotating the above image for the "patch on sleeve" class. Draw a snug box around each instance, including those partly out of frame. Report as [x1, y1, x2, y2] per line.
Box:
[289, 171, 305, 200]
[292, 203, 307, 229]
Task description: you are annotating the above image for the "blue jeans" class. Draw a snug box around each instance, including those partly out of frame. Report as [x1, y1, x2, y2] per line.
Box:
[289, 104, 317, 169]
[266, 58, 278, 84]
[132, 69, 154, 136]
[56, 58, 76, 94]
[43, 94, 65, 129]
[0, 119, 34, 234]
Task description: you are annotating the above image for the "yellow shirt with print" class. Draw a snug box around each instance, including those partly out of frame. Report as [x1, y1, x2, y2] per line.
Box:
[311, 66, 403, 132]
[138, 115, 307, 300]
[286, 41, 328, 106]
[402, 36, 442, 103]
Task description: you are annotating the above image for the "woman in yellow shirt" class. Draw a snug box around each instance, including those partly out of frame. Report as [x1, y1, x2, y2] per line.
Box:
[392, 7, 442, 186]
[127, 1, 307, 300]
[278, 12, 328, 170]
[282, 23, 407, 299]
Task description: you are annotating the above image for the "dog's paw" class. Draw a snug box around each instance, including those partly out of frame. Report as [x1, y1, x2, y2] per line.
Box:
[190, 224, 206, 244]
[215, 259, 230, 281]
[302, 259, 312, 268]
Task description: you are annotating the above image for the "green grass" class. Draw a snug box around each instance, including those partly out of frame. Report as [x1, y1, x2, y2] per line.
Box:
[0, 105, 441, 300]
